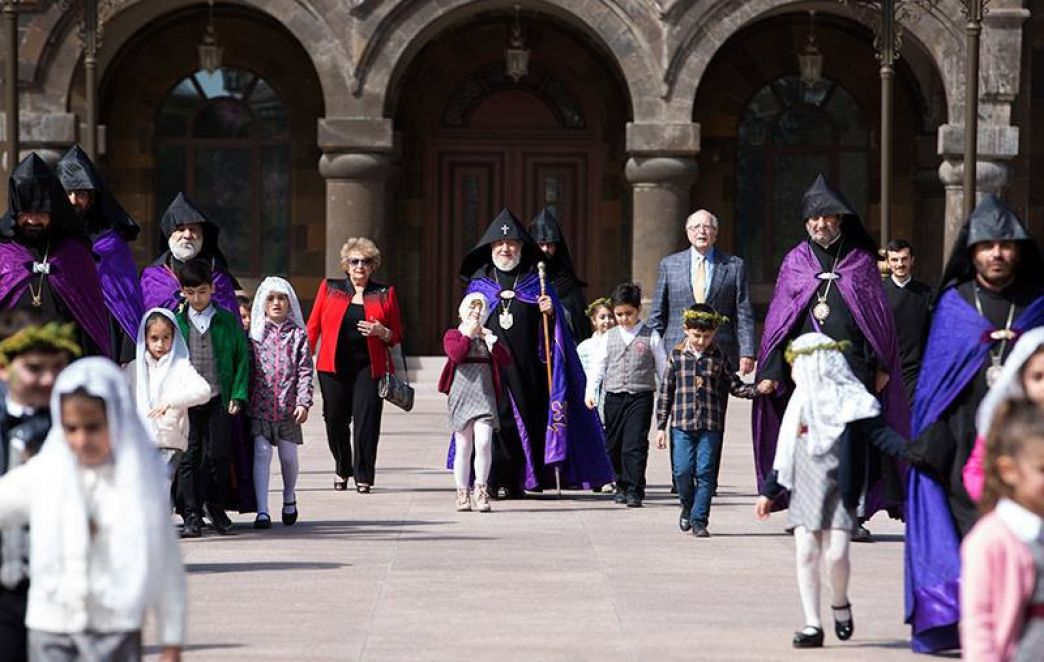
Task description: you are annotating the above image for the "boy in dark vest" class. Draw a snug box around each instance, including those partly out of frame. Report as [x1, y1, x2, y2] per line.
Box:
[175, 259, 249, 538]
[585, 283, 667, 507]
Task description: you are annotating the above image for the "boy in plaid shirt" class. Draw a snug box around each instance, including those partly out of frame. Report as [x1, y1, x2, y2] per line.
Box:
[656, 303, 757, 537]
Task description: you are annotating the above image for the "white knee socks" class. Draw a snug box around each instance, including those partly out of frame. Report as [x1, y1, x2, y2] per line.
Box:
[793, 527, 852, 629]
[453, 419, 494, 489]
[254, 436, 300, 516]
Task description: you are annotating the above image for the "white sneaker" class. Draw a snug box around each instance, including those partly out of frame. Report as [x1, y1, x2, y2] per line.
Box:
[456, 488, 472, 512]
[473, 484, 492, 512]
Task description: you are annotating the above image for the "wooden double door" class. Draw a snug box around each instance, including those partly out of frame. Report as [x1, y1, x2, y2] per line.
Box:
[420, 132, 602, 351]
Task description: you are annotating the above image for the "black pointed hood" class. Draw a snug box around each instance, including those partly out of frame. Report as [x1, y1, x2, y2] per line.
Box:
[459, 208, 543, 279]
[154, 192, 229, 269]
[800, 173, 877, 254]
[937, 194, 1042, 297]
[56, 145, 139, 241]
[528, 206, 586, 287]
[0, 153, 86, 242]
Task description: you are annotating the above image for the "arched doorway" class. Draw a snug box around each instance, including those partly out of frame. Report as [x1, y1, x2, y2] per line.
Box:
[92, 4, 325, 292]
[390, 13, 631, 353]
[692, 12, 947, 305]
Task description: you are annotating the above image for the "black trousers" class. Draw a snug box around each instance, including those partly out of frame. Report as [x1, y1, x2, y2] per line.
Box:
[0, 581, 28, 662]
[179, 395, 231, 516]
[319, 368, 384, 484]
[604, 391, 655, 498]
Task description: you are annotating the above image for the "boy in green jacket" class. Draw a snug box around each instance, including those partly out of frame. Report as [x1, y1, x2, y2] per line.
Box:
[175, 259, 249, 538]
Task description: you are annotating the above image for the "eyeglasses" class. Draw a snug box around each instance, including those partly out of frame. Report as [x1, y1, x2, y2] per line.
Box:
[348, 258, 374, 267]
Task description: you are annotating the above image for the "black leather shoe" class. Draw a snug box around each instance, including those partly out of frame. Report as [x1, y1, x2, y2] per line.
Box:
[679, 511, 692, 532]
[253, 513, 271, 530]
[181, 513, 202, 539]
[852, 524, 872, 543]
[625, 493, 643, 508]
[205, 504, 233, 534]
[692, 526, 710, 538]
[614, 490, 627, 504]
[832, 603, 854, 641]
[792, 627, 824, 648]
[282, 502, 298, 526]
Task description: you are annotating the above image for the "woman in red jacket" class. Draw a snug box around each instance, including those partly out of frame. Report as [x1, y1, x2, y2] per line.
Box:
[307, 237, 403, 492]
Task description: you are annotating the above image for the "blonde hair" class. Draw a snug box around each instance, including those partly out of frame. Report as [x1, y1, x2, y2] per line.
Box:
[339, 237, 382, 272]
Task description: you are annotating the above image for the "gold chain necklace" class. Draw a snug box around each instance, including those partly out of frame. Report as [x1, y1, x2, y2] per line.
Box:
[26, 240, 52, 308]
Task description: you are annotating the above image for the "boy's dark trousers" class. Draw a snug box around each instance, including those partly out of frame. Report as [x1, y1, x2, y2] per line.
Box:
[0, 580, 28, 662]
[179, 395, 232, 516]
[603, 390, 655, 498]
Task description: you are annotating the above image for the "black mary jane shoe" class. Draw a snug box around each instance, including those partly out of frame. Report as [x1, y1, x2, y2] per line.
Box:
[832, 603, 854, 641]
[253, 513, 271, 530]
[282, 502, 298, 526]
[792, 626, 824, 649]
[334, 480, 348, 491]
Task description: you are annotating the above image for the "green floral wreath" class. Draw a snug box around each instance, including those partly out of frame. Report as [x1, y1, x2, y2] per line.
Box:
[0, 322, 82, 367]
[784, 339, 852, 365]
[682, 309, 729, 327]
[586, 297, 612, 318]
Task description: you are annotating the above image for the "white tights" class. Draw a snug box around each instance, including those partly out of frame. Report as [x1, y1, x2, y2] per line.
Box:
[453, 419, 494, 489]
[793, 527, 851, 629]
[253, 436, 300, 516]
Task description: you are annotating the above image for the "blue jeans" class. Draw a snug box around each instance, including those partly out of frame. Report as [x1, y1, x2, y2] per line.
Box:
[671, 428, 723, 527]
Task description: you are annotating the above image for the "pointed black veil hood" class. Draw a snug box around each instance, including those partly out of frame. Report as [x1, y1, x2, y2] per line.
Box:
[459, 208, 543, 280]
[528, 207, 586, 287]
[937, 194, 1042, 297]
[56, 145, 139, 241]
[800, 173, 877, 254]
[0, 152, 86, 242]
[154, 192, 229, 269]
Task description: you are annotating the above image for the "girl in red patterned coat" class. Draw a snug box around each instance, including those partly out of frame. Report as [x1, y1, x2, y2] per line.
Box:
[249, 277, 313, 529]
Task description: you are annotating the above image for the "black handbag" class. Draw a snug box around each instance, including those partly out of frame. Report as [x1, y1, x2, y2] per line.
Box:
[378, 345, 414, 412]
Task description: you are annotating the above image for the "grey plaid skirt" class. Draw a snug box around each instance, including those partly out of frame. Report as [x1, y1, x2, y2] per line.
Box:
[251, 417, 304, 445]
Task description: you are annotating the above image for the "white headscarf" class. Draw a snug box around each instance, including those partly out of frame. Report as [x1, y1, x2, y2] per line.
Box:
[134, 308, 188, 418]
[250, 277, 305, 343]
[975, 327, 1044, 436]
[30, 358, 173, 618]
[458, 292, 490, 330]
[773, 332, 881, 490]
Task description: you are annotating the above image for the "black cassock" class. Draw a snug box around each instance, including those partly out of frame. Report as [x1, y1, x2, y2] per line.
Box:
[883, 277, 932, 401]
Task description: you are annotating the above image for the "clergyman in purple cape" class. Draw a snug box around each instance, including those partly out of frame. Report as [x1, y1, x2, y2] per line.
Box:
[139, 192, 240, 319]
[0, 153, 111, 357]
[753, 174, 909, 521]
[903, 194, 1044, 654]
[454, 208, 613, 495]
[57, 144, 144, 361]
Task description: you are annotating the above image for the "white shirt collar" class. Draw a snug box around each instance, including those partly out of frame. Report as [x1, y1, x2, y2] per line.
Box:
[187, 305, 216, 333]
[617, 320, 645, 342]
[4, 397, 35, 418]
[690, 246, 714, 262]
[891, 275, 911, 288]
[996, 498, 1044, 543]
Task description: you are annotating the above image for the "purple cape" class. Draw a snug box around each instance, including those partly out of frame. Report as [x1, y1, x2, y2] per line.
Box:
[140, 261, 239, 320]
[92, 229, 144, 338]
[904, 288, 1044, 653]
[0, 238, 112, 357]
[447, 272, 614, 490]
[753, 243, 909, 512]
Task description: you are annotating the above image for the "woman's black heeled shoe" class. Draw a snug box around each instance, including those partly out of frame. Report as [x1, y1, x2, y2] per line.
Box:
[334, 480, 347, 491]
[281, 502, 298, 526]
[832, 603, 854, 641]
[792, 627, 824, 649]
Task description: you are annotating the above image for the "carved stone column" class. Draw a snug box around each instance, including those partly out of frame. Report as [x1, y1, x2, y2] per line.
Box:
[318, 118, 394, 278]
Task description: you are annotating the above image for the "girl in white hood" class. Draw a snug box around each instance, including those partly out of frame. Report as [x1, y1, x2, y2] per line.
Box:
[0, 358, 186, 661]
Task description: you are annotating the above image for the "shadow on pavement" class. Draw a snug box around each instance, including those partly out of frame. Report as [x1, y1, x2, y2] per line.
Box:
[186, 561, 347, 574]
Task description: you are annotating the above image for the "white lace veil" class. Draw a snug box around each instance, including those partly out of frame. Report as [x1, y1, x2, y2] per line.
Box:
[250, 277, 305, 343]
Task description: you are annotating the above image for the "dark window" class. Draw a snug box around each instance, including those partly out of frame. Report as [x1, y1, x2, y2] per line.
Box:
[736, 76, 869, 282]
[155, 68, 291, 276]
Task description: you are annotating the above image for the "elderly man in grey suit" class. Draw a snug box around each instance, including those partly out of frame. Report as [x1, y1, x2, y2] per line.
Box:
[648, 209, 756, 490]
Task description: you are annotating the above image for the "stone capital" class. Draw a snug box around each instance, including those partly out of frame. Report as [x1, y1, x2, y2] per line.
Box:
[318, 152, 392, 182]
[317, 117, 394, 153]
[937, 124, 1019, 160]
[937, 158, 1010, 193]
[625, 122, 700, 156]
[624, 156, 698, 189]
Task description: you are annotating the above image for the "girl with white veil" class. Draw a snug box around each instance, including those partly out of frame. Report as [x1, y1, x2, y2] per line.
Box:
[0, 358, 186, 660]
[755, 333, 910, 649]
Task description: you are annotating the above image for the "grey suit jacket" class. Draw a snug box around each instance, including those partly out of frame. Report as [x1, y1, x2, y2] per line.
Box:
[647, 248, 756, 366]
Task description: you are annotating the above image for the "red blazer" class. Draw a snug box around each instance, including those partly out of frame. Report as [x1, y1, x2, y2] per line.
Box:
[438, 329, 511, 397]
[307, 279, 404, 378]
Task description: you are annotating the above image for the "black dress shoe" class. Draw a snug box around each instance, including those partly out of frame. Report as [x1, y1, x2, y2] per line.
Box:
[181, 513, 202, 539]
[851, 524, 872, 543]
[205, 504, 233, 534]
[625, 493, 642, 508]
[692, 526, 710, 538]
[282, 502, 298, 526]
[792, 627, 824, 648]
[832, 603, 854, 641]
[334, 480, 348, 491]
[614, 490, 627, 504]
[679, 511, 692, 532]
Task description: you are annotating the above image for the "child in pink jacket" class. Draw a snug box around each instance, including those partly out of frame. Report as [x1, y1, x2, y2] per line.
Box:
[963, 328, 1044, 501]
[960, 400, 1043, 661]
